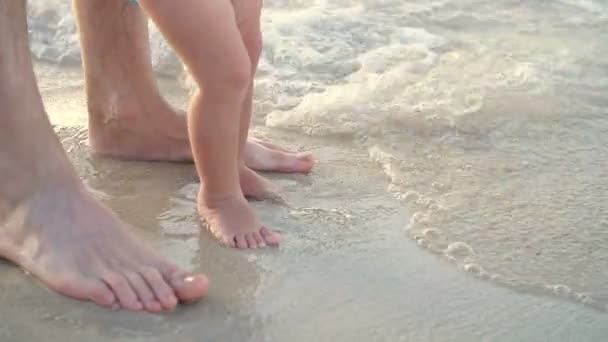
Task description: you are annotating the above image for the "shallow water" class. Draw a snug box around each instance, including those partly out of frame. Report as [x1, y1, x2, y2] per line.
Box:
[9, 0, 608, 340]
[1, 70, 607, 341]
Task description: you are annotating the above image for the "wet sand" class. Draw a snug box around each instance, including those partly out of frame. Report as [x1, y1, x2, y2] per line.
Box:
[1, 63, 607, 341]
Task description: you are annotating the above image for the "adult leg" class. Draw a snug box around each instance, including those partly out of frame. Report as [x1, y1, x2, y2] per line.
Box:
[0, 0, 207, 312]
[72, 0, 191, 161]
[138, 0, 280, 249]
[72, 0, 314, 173]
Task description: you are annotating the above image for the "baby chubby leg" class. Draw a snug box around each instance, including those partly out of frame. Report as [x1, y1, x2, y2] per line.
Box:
[138, 0, 280, 248]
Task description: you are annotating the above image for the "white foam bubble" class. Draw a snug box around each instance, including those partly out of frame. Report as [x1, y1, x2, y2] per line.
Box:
[27, 1, 183, 76]
[462, 263, 484, 276]
[445, 242, 474, 260]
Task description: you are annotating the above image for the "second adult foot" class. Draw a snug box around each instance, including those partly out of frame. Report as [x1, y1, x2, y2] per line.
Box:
[88, 101, 314, 172]
[244, 137, 315, 174]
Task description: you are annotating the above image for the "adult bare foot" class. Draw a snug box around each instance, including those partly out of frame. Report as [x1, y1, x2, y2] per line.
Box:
[0, 184, 208, 312]
[1, 0, 207, 312]
[198, 191, 281, 249]
[244, 138, 315, 174]
[87, 98, 194, 162]
[88, 100, 315, 175]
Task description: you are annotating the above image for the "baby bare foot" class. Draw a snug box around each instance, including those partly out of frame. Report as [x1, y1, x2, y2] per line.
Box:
[0, 184, 208, 312]
[198, 192, 280, 249]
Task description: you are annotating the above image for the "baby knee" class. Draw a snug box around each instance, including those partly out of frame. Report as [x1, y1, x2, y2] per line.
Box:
[225, 61, 252, 91]
[208, 58, 252, 95]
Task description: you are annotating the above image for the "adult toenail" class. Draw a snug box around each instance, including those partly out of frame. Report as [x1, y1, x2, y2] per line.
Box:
[111, 303, 120, 311]
[171, 276, 193, 287]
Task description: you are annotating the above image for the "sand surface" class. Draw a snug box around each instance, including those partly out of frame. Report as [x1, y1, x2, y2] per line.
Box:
[0, 63, 607, 342]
